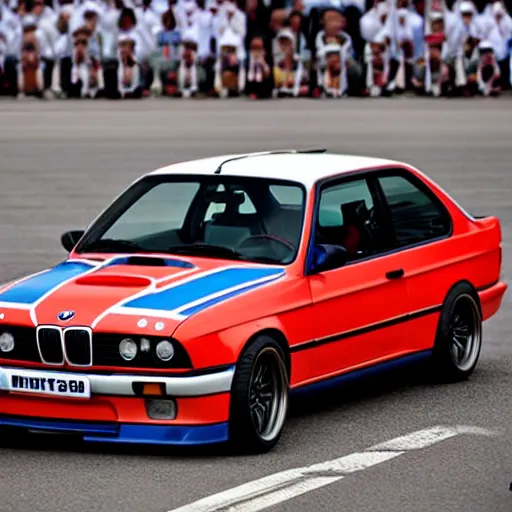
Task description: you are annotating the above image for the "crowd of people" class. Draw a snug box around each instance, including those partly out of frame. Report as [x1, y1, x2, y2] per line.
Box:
[0, 0, 511, 99]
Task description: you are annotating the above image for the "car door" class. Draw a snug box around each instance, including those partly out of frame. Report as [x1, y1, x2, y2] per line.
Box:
[306, 174, 411, 381]
[374, 170, 453, 352]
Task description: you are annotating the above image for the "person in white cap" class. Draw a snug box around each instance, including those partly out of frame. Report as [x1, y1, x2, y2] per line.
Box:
[476, 39, 501, 95]
[441, 0, 485, 92]
[214, 26, 245, 96]
[272, 27, 306, 97]
[483, 1, 511, 88]
[177, 26, 200, 97]
[315, 9, 362, 95]
[363, 29, 390, 96]
[68, 24, 104, 97]
[116, 31, 142, 97]
[319, 42, 346, 96]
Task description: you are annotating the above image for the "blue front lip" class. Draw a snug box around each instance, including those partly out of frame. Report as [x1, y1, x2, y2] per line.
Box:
[0, 416, 229, 446]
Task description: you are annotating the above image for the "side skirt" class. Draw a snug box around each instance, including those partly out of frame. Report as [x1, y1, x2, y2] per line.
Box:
[290, 350, 433, 396]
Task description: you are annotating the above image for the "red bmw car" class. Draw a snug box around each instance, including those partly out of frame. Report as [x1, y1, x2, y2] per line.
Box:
[0, 150, 507, 453]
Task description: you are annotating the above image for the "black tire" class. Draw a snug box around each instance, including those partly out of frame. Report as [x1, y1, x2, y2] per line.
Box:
[431, 282, 482, 382]
[228, 335, 289, 454]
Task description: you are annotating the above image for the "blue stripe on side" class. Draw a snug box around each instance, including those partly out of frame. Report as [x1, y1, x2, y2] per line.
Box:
[0, 261, 95, 305]
[290, 350, 433, 397]
[123, 267, 284, 312]
[0, 416, 229, 446]
[179, 277, 283, 316]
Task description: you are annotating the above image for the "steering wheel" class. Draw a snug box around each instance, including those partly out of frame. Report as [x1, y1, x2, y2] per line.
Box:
[236, 234, 296, 252]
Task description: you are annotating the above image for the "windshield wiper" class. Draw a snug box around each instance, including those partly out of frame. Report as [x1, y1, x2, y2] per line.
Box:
[165, 243, 244, 260]
[79, 238, 147, 253]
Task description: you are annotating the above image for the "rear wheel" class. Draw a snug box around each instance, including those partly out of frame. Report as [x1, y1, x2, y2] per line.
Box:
[431, 283, 482, 382]
[229, 336, 289, 454]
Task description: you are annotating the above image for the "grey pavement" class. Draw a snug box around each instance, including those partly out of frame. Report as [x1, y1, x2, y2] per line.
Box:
[0, 98, 511, 512]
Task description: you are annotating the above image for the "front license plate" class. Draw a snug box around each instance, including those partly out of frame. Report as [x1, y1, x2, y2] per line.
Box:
[0, 368, 91, 399]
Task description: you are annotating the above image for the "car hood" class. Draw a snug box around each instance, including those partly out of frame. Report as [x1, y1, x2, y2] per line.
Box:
[0, 255, 287, 336]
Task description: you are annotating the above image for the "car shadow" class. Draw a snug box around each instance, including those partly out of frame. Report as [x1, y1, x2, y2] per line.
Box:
[0, 361, 448, 459]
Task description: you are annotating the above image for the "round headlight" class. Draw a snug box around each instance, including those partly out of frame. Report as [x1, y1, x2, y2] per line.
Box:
[155, 340, 174, 361]
[119, 338, 137, 361]
[0, 332, 14, 353]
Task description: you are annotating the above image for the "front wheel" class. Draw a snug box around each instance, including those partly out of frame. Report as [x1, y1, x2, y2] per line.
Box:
[229, 336, 289, 454]
[431, 283, 482, 382]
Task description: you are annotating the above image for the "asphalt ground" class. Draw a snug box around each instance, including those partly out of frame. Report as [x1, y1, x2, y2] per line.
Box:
[0, 98, 511, 512]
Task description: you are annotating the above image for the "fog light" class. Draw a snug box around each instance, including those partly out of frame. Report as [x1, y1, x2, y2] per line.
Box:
[0, 332, 14, 353]
[119, 338, 137, 361]
[155, 340, 174, 361]
[145, 399, 177, 420]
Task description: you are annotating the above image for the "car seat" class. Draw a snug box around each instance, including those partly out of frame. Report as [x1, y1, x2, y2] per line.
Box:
[340, 200, 368, 255]
[203, 193, 258, 249]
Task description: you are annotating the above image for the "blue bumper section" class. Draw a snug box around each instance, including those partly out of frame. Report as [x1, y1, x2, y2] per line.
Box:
[0, 416, 229, 446]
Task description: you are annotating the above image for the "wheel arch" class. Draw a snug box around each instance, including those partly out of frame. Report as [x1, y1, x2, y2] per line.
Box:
[441, 279, 482, 317]
[241, 328, 291, 381]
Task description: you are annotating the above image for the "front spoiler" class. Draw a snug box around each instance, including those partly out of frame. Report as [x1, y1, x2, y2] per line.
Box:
[0, 415, 229, 445]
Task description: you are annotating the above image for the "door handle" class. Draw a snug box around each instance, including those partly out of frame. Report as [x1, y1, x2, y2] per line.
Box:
[386, 268, 404, 279]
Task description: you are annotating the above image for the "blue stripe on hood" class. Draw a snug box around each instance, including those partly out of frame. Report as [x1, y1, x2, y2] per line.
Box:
[0, 261, 95, 305]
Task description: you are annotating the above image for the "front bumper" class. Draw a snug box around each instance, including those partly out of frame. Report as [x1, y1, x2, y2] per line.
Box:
[0, 365, 234, 446]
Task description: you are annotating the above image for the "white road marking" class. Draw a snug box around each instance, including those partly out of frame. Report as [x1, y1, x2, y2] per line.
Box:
[168, 425, 498, 512]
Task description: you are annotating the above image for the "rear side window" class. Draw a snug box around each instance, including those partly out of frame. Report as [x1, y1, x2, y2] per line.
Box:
[378, 175, 450, 247]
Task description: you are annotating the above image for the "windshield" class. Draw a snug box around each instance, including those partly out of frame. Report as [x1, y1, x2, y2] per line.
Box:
[75, 175, 306, 265]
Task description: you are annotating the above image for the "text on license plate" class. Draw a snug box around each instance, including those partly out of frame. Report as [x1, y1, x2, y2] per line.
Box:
[1, 368, 91, 398]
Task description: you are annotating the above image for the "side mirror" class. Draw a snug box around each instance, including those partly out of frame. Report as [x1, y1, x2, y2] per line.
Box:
[61, 230, 85, 252]
[310, 244, 348, 273]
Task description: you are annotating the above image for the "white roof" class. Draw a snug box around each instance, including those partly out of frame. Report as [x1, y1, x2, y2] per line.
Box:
[147, 152, 402, 188]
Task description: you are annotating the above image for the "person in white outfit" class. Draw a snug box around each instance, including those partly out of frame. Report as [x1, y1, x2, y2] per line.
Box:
[68, 24, 104, 97]
[117, 31, 142, 97]
[0, 1, 22, 95]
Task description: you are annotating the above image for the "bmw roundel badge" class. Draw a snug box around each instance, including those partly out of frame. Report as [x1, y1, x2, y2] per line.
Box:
[58, 310, 75, 321]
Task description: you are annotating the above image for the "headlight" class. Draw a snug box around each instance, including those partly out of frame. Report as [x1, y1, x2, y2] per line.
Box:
[119, 338, 137, 361]
[0, 332, 14, 353]
[155, 340, 174, 361]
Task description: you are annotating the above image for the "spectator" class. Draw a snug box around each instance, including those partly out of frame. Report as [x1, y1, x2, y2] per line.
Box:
[117, 32, 143, 97]
[177, 27, 200, 96]
[245, 33, 273, 97]
[18, 14, 43, 97]
[0, 0, 509, 99]
[272, 27, 307, 95]
[214, 27, 245, 96]
[150, 7, 181, 95]
[477, 39, 501, 93]
[68, 25, 104, 97]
